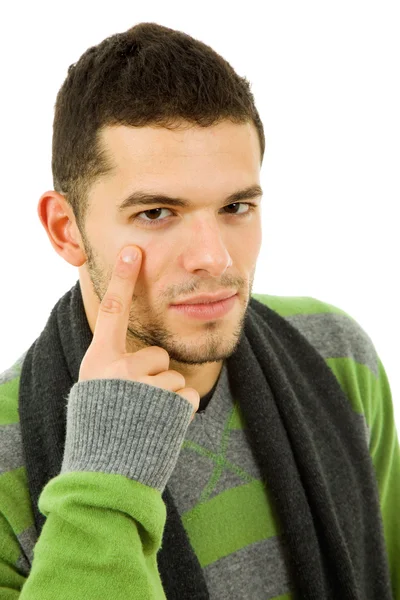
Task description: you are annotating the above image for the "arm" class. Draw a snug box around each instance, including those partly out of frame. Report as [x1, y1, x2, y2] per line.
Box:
[0, 505, 26, 598]
[368, 358, 400, 599]
[0, 378, 193, 599]
[22, 471, 168, 599]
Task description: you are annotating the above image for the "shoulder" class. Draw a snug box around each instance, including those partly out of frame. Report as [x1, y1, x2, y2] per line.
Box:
[251, 293, 378, 374]
[0, 350, 29, 418]
[250, 294, 381, 441]
[0, 350, 36, 573]
[0, 350, 29, 388]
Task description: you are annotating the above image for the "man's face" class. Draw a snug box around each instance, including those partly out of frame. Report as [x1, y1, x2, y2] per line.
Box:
[79, 120, 263, 366]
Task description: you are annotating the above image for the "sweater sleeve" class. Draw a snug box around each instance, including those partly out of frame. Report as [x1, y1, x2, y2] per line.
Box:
[18, 378, 194, 599]
[367, 358, 400, 600]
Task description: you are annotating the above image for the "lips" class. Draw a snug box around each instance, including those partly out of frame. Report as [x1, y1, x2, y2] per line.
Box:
[170, 293, 237, 320]
[172, 291, 236, 305]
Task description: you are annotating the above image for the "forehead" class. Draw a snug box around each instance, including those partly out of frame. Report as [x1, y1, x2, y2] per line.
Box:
[87, 122, 261, 214]
[98, 121, 261, 174]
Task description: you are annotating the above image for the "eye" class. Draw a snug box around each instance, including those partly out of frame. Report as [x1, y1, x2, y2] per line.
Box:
[137, 207, 173, 223]
[223, 203, 252, 215]
[130, 202, 257, 227]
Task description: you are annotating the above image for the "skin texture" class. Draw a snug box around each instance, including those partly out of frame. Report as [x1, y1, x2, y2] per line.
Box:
[38, 120, 263, 398]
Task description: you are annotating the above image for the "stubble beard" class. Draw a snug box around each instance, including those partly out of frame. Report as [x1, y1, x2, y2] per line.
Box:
[83, 238, 253, 366]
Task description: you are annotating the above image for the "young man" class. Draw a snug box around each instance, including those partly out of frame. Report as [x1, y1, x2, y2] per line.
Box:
[0, 22, 398, 600]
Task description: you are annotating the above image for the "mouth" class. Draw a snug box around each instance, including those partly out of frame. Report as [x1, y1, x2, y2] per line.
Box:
[169, 293, 238, 320]
[171, 291, 237, 305]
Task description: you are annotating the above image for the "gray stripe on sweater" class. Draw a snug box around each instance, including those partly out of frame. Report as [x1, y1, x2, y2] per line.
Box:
[286, 312, 379, 376]
[15, 551, 30, 577]
[15, 524, 36, 575]
[204, 536, 292, 600]
[0, 422, 24, 474]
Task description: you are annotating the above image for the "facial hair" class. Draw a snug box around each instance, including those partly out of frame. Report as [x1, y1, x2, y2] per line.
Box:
[82, 233, 255, 366]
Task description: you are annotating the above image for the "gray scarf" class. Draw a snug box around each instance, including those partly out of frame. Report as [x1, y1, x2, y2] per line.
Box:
[18, 280, 393, 599]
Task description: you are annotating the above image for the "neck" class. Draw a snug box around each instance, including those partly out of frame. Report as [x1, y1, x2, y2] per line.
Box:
[168, 358, 224, 399]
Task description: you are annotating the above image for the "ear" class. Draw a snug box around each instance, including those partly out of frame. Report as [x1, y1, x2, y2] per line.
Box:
[37, 191, 86, 267]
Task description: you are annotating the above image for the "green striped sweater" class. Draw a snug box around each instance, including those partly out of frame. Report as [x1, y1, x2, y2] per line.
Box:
[0, 294, 399, 599]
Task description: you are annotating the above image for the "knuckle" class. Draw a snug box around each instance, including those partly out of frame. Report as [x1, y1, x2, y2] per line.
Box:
[156, 346, 169, 358]
[187, 388, 200, 404]
[152, 346, 170, 363]
[100, 294, 124, 314]
[169, 370, 186, 386]
[179, 389, 196, 404]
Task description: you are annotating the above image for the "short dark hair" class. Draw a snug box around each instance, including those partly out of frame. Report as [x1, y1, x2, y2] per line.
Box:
[52, 22, 265, 233]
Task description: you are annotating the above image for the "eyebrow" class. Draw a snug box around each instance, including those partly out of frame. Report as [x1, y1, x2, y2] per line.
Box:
[117, 184, 263, 212]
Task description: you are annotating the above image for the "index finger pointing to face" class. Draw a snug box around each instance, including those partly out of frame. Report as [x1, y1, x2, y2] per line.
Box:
[92, 245, 142, 356]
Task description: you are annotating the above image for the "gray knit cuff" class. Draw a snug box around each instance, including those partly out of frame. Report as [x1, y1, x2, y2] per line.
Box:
[60, 378, 194, 492]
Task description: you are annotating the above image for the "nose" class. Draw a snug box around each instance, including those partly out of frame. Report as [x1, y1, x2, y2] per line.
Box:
[180, 214, 233, 277]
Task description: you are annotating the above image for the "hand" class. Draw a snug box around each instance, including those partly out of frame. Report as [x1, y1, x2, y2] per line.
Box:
[78, 246, 200, 422]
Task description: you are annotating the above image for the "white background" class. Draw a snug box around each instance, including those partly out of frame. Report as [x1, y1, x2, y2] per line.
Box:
[1, 1, 399, 430]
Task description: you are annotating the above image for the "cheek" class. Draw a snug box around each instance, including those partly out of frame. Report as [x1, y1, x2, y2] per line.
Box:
[234, 221, 262, 263]
[249, 218, 263, 255]
[254, 225, 263, 258]
[134, 237, 176, 296]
